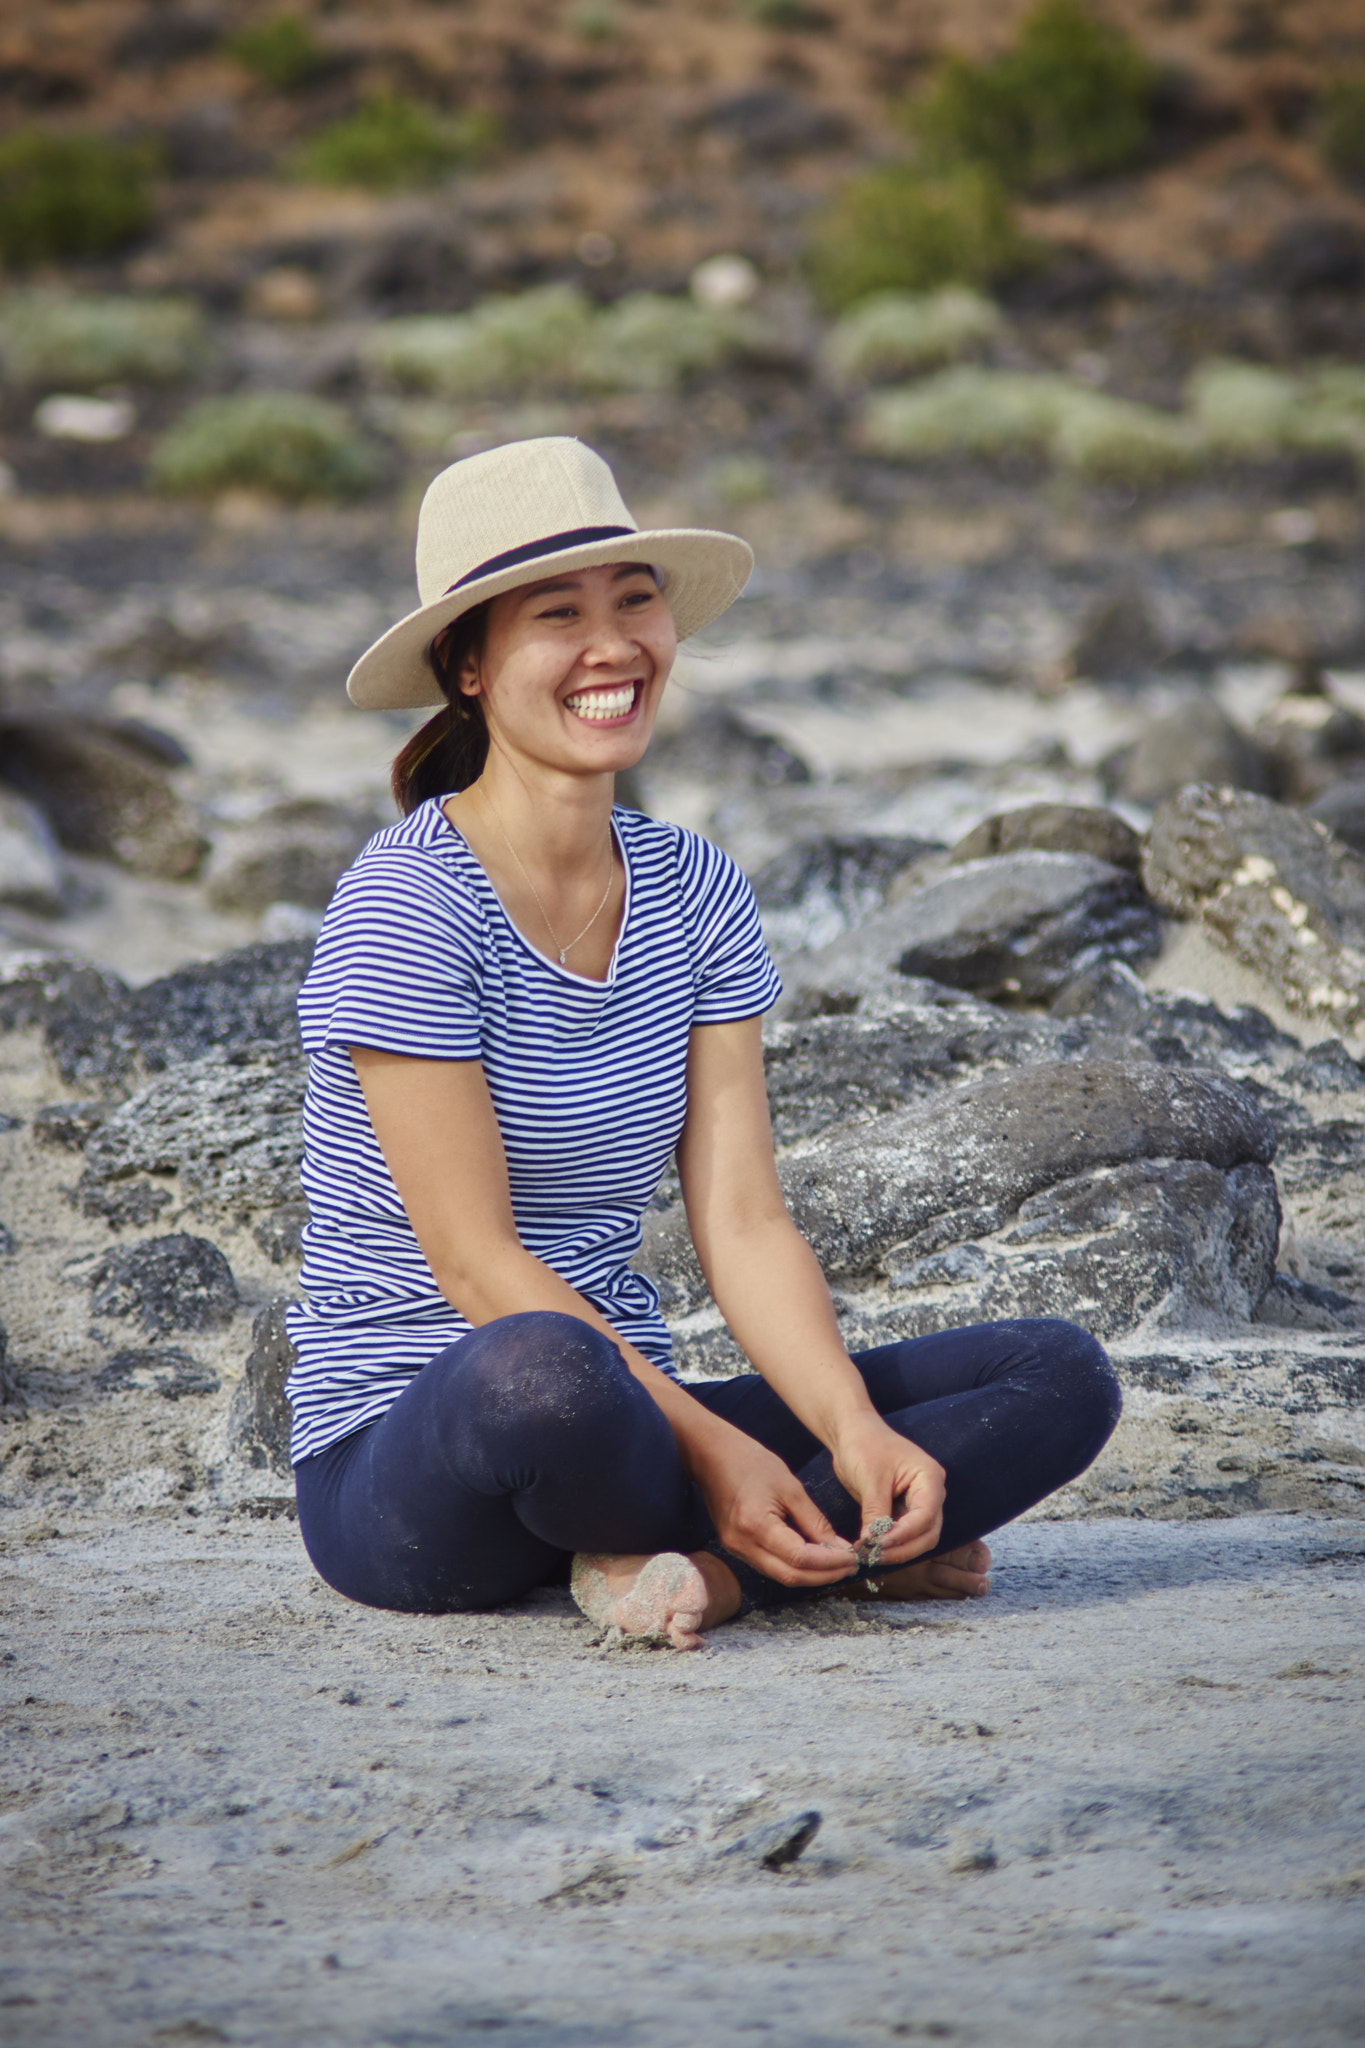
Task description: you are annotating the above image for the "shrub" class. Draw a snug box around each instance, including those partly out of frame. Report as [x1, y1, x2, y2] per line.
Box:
[0, 130, 158, 267]
[805, 164, 1027, 312]
[909, 0, 1155, 190]
[1320, 70, 1365, 184]
[361, 286, 745, 399]
[0, 292, 206, 390]
[861, 366, 1195, 480]
[704, 453, 775, 506]
[1049, 390, 1198, 481]
[581, 292, 741, 392]
[820, 286, 1002, 383]
[296, 95, 496, 190]
[150, 393, 383, 501]
[741, 0, 822, 23]
[1186, 360, 1304, 455]
[361, 287, 598, 398]
[569, 2, 620, 42]
[227, 14, 329, 91]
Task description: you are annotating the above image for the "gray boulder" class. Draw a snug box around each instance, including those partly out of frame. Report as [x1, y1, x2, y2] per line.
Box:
[1253, 688, 1365, 804]
[0, 788, 66, 915]
[228, 1300, 295, 1477]
[643, 705, 809, 790]
[77, 1042, 307, 1225]
[1104, 699, 1269, 808]
[1143, 785, 1365, 1038]
[753, 834, 939, 955]
[639, 1059, 1278, 1327]
[778, 852, 1161, 1012]
[1064, 582, 1166, 682]
[1306, 774, 1365, 856]
[948, 804, 1141, 875]
[0, 718, 208, 881]
[90, 1233, 239, 1337]
[203, 798, 380, 916]
[3, 940, 313, 1088]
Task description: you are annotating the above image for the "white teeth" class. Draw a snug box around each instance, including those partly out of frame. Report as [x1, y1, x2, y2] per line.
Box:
[565, 685, 636, 722]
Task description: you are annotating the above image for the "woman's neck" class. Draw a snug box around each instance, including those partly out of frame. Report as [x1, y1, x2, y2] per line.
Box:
[453, 758, 616, 882]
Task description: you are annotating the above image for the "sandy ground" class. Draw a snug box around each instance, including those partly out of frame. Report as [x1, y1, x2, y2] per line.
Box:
[1, 1511, 1362, 2047]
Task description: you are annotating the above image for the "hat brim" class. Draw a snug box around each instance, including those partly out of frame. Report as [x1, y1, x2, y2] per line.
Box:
[346, 527, 754, 711]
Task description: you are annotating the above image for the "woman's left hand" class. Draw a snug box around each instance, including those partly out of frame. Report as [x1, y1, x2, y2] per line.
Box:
[830, 1411, 945, 1567]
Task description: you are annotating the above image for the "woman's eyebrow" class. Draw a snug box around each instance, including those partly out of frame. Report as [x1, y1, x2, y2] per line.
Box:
[520, 563, 655, 600]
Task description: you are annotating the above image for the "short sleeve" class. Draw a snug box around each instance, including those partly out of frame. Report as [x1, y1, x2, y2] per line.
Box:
[674, 830, 783, 1024]
[297, 845, 484, 1060]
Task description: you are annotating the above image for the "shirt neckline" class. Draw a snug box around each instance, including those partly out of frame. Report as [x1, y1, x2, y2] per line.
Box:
[432, 796, 632, 990]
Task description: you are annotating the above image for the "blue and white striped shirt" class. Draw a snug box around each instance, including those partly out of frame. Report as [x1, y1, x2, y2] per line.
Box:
[286, 797, 781, 1462]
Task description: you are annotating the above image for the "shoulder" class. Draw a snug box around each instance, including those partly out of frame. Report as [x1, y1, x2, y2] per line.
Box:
[614, 807, 750, 908]
[328, 799, 478, 917]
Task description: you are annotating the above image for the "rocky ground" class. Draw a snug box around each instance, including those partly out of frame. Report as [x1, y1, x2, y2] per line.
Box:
[4, 0, 1365, 2034]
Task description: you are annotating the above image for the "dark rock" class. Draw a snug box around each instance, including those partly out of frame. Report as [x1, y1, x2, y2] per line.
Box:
[1253, 1272, 1362, 1332]
[90, 1233, 239, 1337]
[1255, 691, 1365, 804]
[114, 8, 224, 67]
[702, 88, 848, 158]
[0, 788, 66, 915]
[1050, 958, 1152, 1027]
[32, 1101, 109, 1150]
[1307, 774, 1365, 856]
[753, 834, 939, 955]
[253, 1206, 307, 1264]
[0, 1223, 12, 1255]
[1280, 1039, 1365, 1094]
[203, 798, 380, 916]
[228, 1301, 295, 1477]
[782, 852, 1160, 1010]
[160, 104, 268, 180]
[0, 1323, 23, 1414]
[0, 957, 129, 1069]
[1065, 583, 1165, 681]
[94, 1347, 221, 1400]
[77, 1042, 307, 1223]
[643, 706, 809, 790]
[1256, 215, 1365, 295]
[70, 1179, 174, 1230]
[0, 718, 208, 881]
[641, 1058, 1277, 1316]
[1104, 699, 1270, 807]
[949, 804, 1142, 874]
[106, 718, 194, 771]
[723, 1810, 822, 1869]
[1143, 785, 1365, 1037]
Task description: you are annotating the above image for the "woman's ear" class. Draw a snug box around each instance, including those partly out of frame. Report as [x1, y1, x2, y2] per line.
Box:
[456, 643, 482, 699]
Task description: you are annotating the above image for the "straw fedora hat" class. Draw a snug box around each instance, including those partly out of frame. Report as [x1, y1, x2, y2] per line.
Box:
[346, 436, 754, 710]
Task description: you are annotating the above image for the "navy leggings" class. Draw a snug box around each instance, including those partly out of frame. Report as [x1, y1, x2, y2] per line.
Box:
[294, 1313, 1121, 1615]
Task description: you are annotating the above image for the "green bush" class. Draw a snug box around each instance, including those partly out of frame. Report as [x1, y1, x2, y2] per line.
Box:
[703, 452, 775, 506]
[569, 2, 621, 41]
[861, 366, 1196, 480]
[805, 164, 1028, 312]
[582, 292, 741, 392]
[1186, 360, 1303, 455]
[0, 291, 205, 390]
[296, 95, 496, 190]
[820, 286, 1002, 383]
[361, 285, 745, 399]
[741, 0, 821, 23]
[227, 14, 329, 91]
[909, 0, 1154, 190]
[1320, 70, 1365, 183]
[361, 287, 598, 398]
[150, 392, 383, 501]
[0, 130, 158, 267]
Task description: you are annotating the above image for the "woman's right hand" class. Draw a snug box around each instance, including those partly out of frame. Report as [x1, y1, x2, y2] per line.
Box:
[688, 1427, 859, 1587]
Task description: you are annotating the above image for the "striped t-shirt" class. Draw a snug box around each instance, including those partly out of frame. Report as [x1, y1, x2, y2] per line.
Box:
[285, 797, 782, 1463]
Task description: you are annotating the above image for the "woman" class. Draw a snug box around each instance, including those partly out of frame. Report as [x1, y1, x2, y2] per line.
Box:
[289, 436, 1120, 1649]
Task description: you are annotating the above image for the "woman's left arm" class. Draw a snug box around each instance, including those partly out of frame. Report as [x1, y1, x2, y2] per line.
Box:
[676, 1015, 945, 1569]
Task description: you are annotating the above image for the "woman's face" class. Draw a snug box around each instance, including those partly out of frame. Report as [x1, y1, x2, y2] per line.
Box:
[455, 560, 677, 781]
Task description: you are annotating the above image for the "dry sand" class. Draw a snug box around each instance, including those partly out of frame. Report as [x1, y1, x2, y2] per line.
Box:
[2, 1510, 1362, 2046]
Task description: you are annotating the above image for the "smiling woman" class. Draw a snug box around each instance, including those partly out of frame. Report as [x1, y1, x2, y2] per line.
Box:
[285, 437, 1122, 1648]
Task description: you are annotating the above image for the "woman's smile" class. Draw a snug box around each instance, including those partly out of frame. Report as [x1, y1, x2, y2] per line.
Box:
[563, 680, 642, 724]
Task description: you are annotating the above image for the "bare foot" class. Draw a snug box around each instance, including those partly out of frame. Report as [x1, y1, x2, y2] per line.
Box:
[570, 1550, 741, 1651]
[853, 1540, 992, 1603]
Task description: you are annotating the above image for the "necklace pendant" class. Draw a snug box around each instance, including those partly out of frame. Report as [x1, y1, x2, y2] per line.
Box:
[558, 948, 568, 965]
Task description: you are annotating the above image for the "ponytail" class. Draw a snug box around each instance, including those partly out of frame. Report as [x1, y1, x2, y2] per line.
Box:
[390, 603, 492, 815]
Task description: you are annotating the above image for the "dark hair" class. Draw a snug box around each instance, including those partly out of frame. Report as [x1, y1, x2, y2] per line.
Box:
[390, 602, 492, 815]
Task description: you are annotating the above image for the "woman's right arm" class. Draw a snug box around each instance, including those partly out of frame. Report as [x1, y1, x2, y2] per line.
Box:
[350, 1046, 858, 1587]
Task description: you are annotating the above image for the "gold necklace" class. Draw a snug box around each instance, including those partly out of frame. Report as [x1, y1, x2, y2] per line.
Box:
[479, 787, 615, 966]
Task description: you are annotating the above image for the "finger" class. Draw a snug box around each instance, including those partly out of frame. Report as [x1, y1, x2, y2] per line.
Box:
[734, 1522, 862, 1588]
[779, 1484, 857, 1557]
